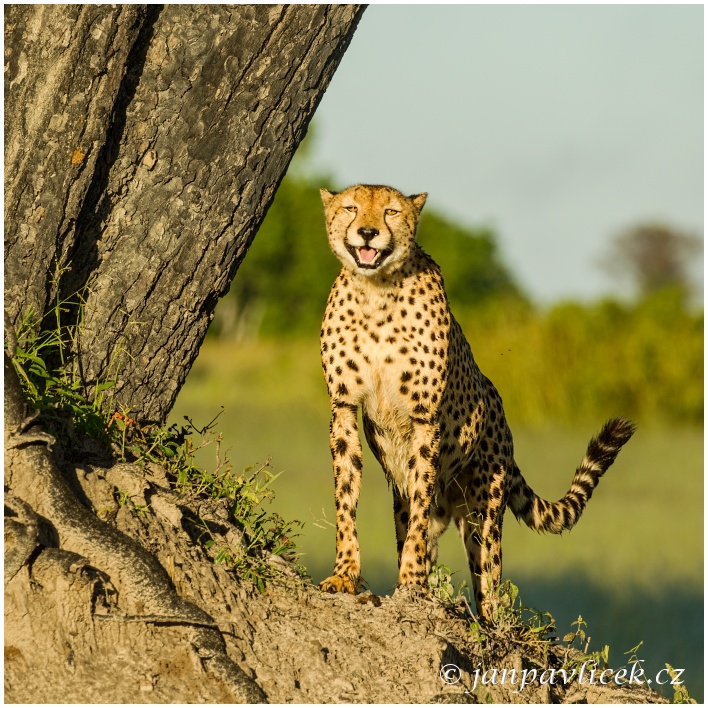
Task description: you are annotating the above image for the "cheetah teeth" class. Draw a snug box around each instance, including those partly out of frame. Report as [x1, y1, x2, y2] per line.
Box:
[346, 243, 381, 268]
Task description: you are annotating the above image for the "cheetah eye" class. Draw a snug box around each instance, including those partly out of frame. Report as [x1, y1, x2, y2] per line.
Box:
[385, 208, 399, 216]
[343, 205, 357, 214]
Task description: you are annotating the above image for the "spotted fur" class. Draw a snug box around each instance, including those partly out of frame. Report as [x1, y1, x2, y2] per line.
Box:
[317, 184, 635, 619]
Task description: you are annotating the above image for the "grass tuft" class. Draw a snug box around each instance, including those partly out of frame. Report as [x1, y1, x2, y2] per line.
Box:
[9, 302, 304, 591]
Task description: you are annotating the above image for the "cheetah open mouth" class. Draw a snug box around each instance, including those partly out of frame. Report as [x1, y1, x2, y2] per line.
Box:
[347, 245, 392, 270]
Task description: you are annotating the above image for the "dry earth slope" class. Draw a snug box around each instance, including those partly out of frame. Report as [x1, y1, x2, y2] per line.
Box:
[5, 358, 670, 703]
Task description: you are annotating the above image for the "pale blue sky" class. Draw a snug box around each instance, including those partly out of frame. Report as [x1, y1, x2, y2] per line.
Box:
[309, 4, 703, 303]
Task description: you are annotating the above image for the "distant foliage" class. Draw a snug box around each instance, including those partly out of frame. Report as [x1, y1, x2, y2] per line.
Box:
[417, 210, 528, 310]
[459, 292, 703, 426]
[212, 174, 339, 339]
[211, 156, 701, 426]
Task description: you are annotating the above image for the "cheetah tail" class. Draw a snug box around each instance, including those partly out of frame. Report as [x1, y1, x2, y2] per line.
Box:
[508, 417, 637, 534]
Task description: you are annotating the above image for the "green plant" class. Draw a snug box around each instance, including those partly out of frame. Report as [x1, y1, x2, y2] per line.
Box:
[666, 664, 696, 704]
[461, 582, 563, 700]
[427, 564, 467, 603]
[109, 409, 305, 590]
[465, 579, 556, 675]
[11, 303, 116, 443]
[562, 615, 610, 671]
[113, 489, 151, 522]
[10, 301, 303, 591]
[114, 409, 306, 588]
[488, 580, 555, 642]
[561, 622, 694, 701]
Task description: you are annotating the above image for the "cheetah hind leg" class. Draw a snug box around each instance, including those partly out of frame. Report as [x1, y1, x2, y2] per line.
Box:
[393, 487, 452, 591]
[392, 486, 410, 567]
[392, 490, 447, 584]
[455, 512, 502, 622]
[391, 488, 427, 598]
[390, 492, 426, 600]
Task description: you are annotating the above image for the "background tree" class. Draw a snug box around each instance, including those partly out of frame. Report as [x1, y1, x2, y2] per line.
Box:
[601, 223, 703, 303]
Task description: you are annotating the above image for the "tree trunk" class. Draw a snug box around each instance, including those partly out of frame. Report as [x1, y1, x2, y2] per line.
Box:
[4, 4, 148, 328]
[4, 6, 368, 700]
[4, 3, 364, 424]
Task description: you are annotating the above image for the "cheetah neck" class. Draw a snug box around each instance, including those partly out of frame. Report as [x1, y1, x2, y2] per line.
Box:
[344, 247, 427, 319]
[349, 270, 403, 319]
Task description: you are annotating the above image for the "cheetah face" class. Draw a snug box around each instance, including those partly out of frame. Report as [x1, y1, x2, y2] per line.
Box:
[320, 185, 427, 277]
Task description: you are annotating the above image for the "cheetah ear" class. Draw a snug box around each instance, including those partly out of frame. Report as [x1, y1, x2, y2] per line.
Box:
[320, 188, 336, 207]
[409, 192, 428, 213]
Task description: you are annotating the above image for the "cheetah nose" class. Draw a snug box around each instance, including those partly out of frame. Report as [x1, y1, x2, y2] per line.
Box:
[357, 227, 379, 242]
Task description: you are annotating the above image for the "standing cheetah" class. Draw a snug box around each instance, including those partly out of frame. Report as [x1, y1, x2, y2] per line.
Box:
[318, 184, 635, 620]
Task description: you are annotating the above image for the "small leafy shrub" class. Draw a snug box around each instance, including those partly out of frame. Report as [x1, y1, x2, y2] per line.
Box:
[427, 564, 462, 603]
[561, 615, 610, 670]
[470, 579, 556, 651]
[127, 414, 305, 590]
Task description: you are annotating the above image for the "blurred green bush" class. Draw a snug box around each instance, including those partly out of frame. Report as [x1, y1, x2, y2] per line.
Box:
[209, 156, 702, 428]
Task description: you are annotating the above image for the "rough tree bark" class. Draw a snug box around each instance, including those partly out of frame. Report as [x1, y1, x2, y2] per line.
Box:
[5, 4, 147, 330]
[5, 3, 365, 423]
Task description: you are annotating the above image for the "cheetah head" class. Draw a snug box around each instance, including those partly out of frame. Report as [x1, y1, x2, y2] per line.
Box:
[320, 184, 427, 277]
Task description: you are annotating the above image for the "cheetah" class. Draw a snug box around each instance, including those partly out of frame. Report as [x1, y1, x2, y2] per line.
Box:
[317, 184, 635, 620]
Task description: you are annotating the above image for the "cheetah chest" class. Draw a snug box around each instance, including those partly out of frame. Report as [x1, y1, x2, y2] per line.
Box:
[324, 270, 452, 497]
[356, 328, 446, 497]
[360, 354, 416, 495]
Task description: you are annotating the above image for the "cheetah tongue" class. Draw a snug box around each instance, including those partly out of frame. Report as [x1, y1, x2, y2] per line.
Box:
[359, 246, 378, 264]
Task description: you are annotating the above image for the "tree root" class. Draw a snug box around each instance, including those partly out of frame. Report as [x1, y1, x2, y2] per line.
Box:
[4, 353, 265, 702]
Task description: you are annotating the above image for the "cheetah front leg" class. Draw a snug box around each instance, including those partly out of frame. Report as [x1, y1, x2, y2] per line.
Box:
[320, 403, 364, 594]
[397, 422, 441, 589]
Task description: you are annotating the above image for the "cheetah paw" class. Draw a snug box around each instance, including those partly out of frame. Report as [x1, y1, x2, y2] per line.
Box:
[319, 574, 359, 594]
